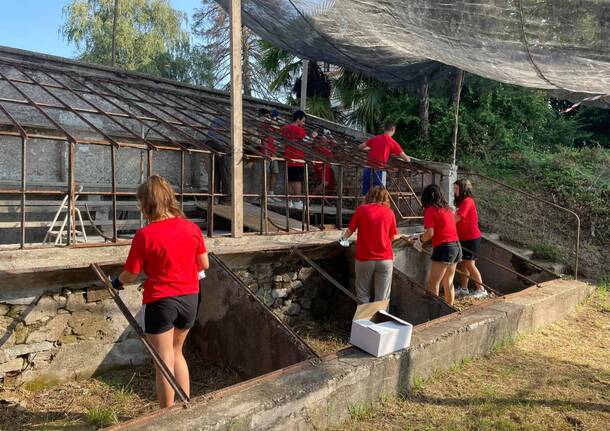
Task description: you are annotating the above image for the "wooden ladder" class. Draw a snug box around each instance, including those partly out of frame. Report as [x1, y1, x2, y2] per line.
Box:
[43, 186, 88, 245]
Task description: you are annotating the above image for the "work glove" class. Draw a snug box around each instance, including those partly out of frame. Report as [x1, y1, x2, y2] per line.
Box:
[198, 270, 206, 280]
[110, 277, 124, 291]
[409, 235, 423, 253]
[339, 238, 350, 248]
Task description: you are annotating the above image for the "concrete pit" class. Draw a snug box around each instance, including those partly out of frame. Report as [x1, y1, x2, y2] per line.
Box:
[0, 232, 575, 430]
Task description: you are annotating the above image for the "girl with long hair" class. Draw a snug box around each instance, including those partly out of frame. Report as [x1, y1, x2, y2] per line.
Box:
[340, 186, 402, 303]
[414, 184, 462, 305]
[112, 175, 209, 408]
[453, 179, 487, 298]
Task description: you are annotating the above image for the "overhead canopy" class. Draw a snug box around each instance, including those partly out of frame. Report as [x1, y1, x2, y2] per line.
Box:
[222, 0, 610, 94]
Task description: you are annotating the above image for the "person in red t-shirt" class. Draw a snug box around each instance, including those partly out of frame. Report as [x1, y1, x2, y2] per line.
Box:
[412, 184, 462, 305]
[281, 110, 308, 210]
[113, 175, 209, 408]
[358, 121, 411, 195]
[257, 108, 280, 200]
[340, 187, 402, 303]
[454, 179, 487, 299]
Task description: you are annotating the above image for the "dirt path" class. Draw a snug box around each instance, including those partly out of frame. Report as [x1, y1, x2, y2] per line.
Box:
[330, 289, 610, 431]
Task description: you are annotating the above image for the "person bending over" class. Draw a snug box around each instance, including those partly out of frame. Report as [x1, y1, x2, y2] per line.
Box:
[340, 186, 402, 303]
[113, 175, 209, 408]
[454, 179, 487, 298]
[413, 184, 461, 305]
[358, 121, 411, 195]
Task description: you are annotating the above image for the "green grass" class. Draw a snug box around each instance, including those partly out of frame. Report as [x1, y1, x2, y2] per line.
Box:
[86, 406, 118, 429]
[598, 275, 610, 292]
[531, 243, 561, 261]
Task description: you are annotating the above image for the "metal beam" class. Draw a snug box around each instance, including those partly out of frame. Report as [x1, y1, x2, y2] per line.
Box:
[230, 0, 244, 237]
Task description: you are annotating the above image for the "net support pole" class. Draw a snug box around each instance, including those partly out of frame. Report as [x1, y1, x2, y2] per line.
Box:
[451, 69, 465, 167]
[230, 0, 244, 237]
[111, 0, 119, 67]
[300, 59, 309, 111]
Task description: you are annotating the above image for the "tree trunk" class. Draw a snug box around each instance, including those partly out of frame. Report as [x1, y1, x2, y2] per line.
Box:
[419, 75, 429, 139]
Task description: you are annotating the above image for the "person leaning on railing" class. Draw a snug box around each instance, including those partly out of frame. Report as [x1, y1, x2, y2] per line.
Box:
[410, 184, 462, 306]
[339, 186, 403, 303]
[453, 179, 487, 299]
[112, 175, 209, 409]
[358, 120, 411, 195]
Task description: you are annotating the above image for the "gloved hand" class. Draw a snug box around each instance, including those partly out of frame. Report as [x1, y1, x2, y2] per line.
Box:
[198, 270, 206, 280]
[409, 234, 423, 252]
[110, 277, 124, 291]
[339, 238, 350, 248]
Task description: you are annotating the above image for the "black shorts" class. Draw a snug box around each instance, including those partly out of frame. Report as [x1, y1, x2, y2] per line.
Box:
[460, 237, 482, 260]
[144, 293, 199, 335]
[431, 241, 462, 265]
[287, 166, 304, 182]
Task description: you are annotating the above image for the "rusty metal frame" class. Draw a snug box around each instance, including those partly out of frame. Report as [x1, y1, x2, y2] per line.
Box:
[0, 53, 440, 249]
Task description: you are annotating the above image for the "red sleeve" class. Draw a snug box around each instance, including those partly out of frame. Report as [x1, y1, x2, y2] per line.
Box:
[365, 137, 373, 147]
[388, 211, 397, 238]
[390, 138, 403, 155]
[423, 207, 435, 229]
[124, 230, 145, 274]
[348, 208, 361, 231]
[299, 128, 307, 139]
[456, 198, 471, 218]
[195, 226, 207, 255]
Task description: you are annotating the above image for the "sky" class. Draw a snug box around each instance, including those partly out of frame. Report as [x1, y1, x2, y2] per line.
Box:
[0, 0, 202, 58]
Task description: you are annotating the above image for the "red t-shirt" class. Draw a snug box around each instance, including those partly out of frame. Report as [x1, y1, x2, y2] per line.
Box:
[423, 206, 459, 247]
[349, 203, 397, 261]
[365, 134, 403, 167]
[314, 144, 334, 189]
[124, 217, 207, 304]
[258, 120, 276, 155]
[281, 123, 307, 167]
[456, 197, 481, 241]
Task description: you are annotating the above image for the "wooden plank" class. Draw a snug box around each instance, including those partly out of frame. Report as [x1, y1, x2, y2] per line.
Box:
[200, 201, 306, 233]
[0, 201, 199, 214]
[0, 218, 205, 229]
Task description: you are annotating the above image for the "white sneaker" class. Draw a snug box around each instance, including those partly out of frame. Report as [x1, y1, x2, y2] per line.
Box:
[293, 201, 304, 210]
[455, 287, 470, 297]
[471, 289, 489, 299]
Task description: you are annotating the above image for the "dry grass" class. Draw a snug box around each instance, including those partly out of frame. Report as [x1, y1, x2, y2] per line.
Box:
[0, 355, 242, 430]
[290, 318, 352, 356]
[453, 292, 497, 312]
[330, 290, 610, 431]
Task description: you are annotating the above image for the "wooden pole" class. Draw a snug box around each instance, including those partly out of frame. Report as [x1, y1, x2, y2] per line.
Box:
[300, 59, 309, 111]
[230, 0, 243, 237]
[451, 69, 465, 166]
[111, 0, 119, 67]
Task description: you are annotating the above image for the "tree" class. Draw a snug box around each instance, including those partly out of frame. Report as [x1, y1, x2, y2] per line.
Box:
[192, 1, 274, 98]
[61, 0, 202, 82]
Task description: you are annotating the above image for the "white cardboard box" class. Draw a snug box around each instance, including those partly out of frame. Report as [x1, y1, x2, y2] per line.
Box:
[349, 299, 413, 357]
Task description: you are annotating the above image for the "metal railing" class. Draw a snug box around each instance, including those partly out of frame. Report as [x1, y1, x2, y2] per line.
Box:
[459, 171, 580, 280]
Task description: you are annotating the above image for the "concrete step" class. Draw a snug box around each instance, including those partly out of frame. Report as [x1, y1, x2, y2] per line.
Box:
[532, 260, 568, 275]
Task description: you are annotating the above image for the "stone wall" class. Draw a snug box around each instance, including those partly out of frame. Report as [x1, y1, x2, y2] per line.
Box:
[234, 262, 321, 324]
[0, 285, 147, 386]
